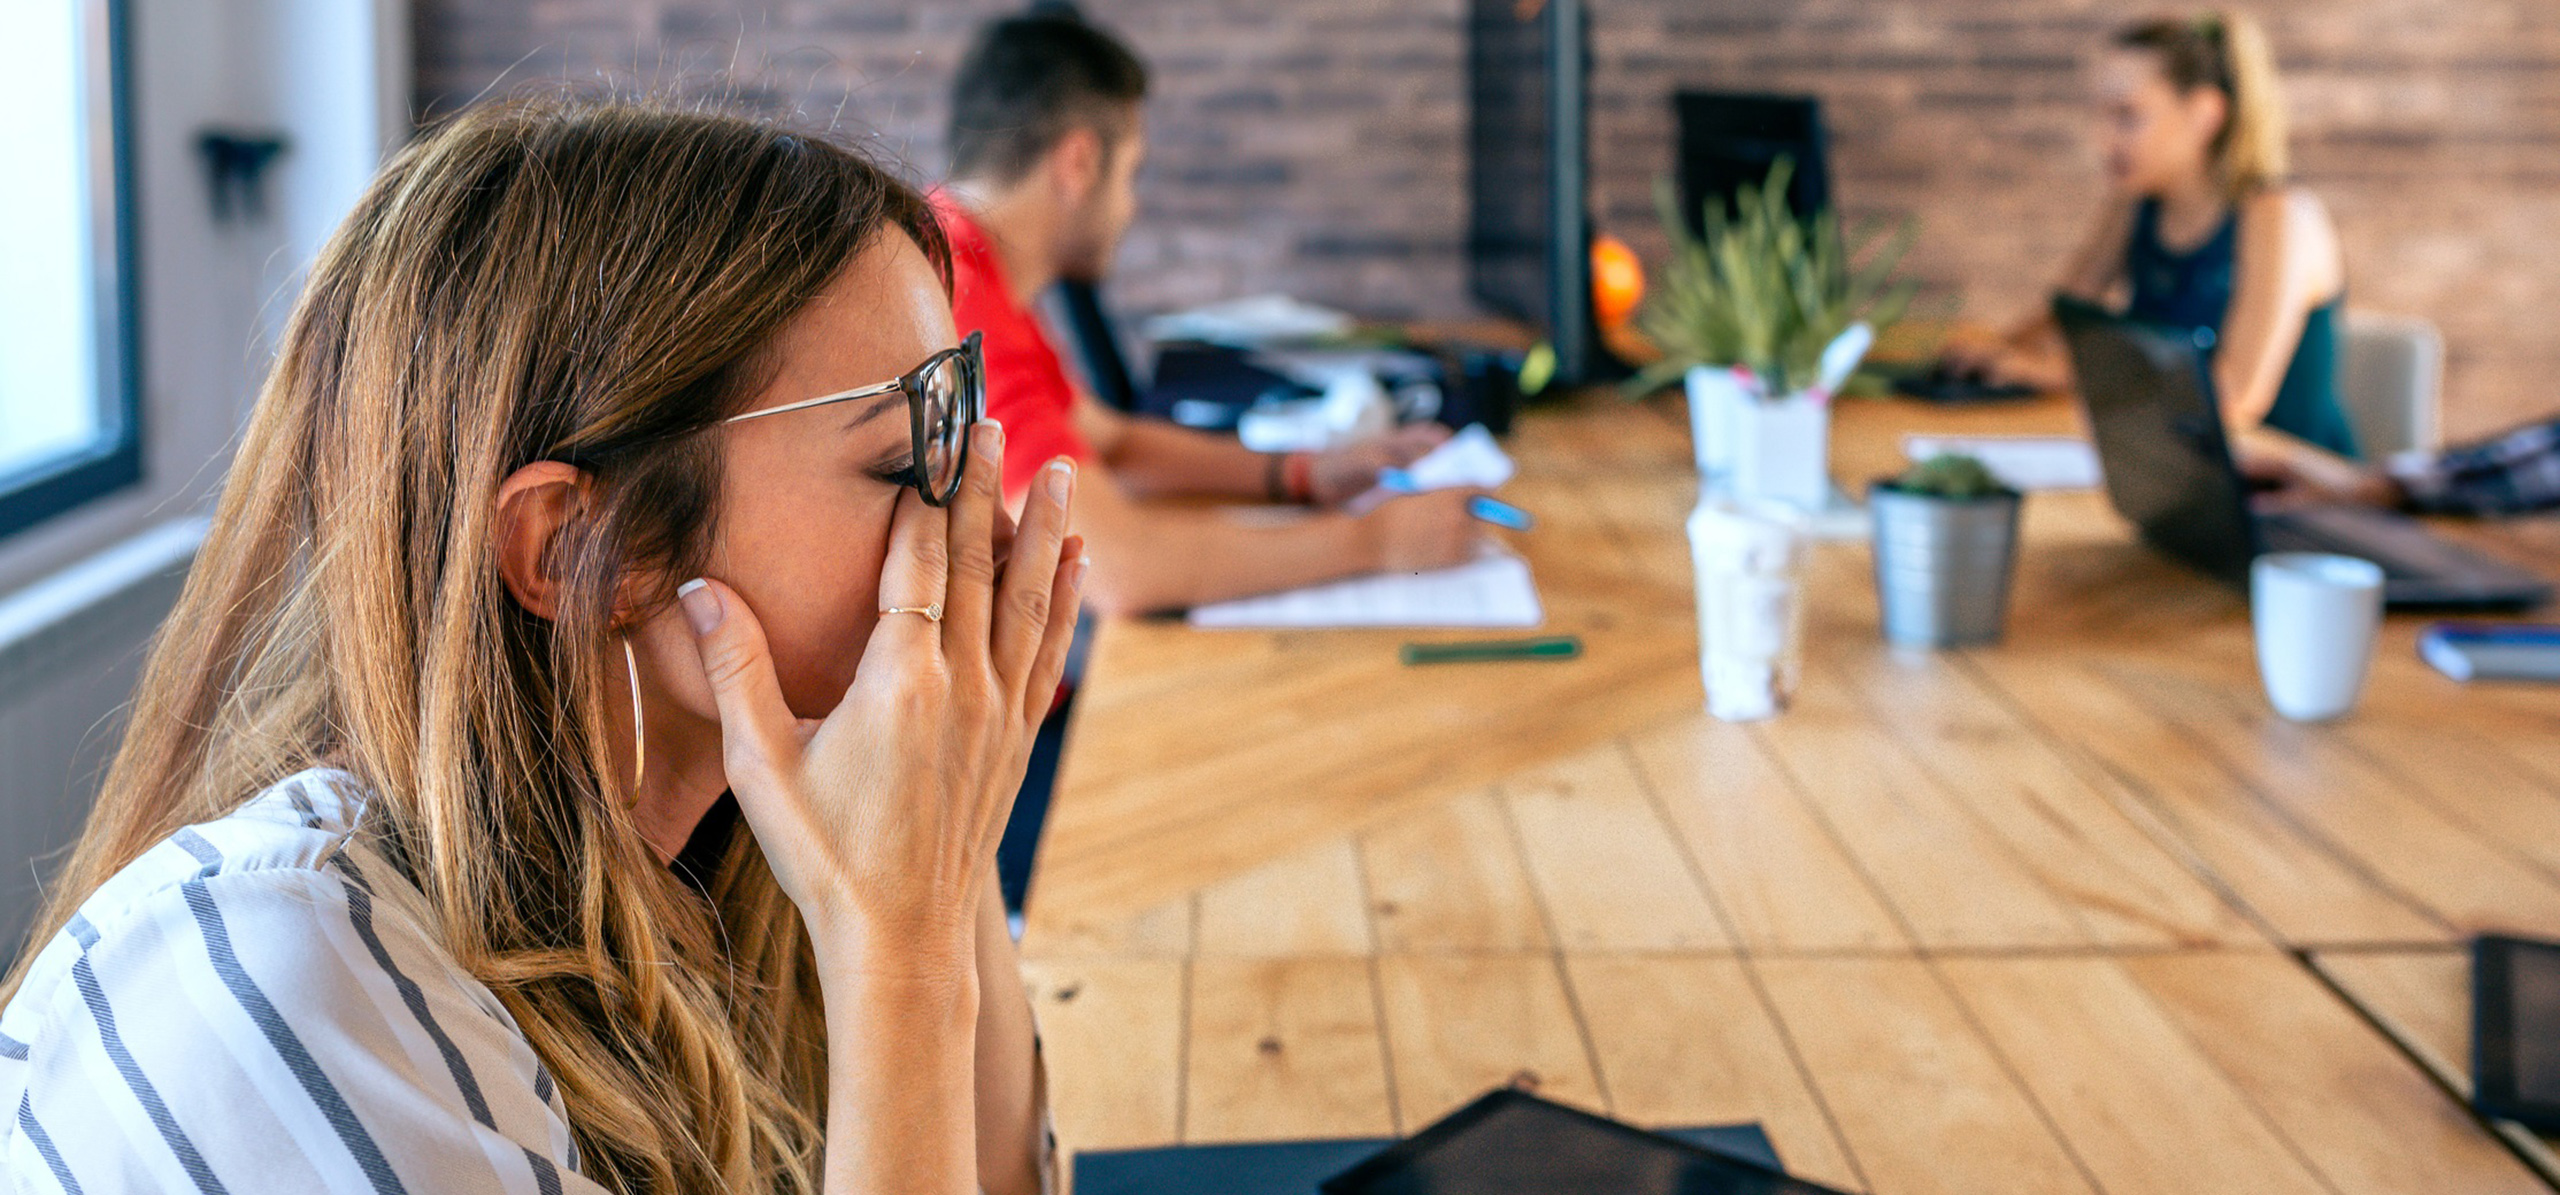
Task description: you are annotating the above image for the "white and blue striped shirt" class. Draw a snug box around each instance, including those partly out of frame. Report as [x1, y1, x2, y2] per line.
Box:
[2, 769, 600, 1194]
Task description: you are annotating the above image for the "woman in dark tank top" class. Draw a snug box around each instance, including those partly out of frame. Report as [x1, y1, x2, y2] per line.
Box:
[1946, 11, 2361, 459]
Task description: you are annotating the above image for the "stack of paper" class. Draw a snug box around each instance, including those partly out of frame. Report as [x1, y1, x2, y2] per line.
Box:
[1345, 424, 1516, 513]
[1186, 548, 1542, 630]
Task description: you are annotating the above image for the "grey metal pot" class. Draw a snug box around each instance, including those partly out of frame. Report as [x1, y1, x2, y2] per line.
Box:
[1868, 483, 2023, 648]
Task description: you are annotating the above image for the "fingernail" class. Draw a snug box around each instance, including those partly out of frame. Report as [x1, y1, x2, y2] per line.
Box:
[677, 578, 721, 635]
[975, 420, 1003, 459]
[1045, 459, 1075, 503]
[1070, 555, 1091, 588]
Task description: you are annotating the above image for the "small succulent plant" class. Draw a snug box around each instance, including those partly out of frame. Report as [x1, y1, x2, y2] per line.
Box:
[1888, 453, 2010, 500]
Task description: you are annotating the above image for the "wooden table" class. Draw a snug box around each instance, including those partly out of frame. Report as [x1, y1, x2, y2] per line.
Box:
[1019, 390, 2560, 1193]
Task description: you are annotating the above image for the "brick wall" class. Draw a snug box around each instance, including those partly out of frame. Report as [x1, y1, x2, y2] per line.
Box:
[415, 0, 2560, 439]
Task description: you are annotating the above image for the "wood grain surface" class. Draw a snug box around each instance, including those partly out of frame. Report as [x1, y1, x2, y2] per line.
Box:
[1021, 390, 2560, 1191]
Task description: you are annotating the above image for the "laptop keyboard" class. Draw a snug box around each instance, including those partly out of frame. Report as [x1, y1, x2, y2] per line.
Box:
[2258, 517, 2423, 581]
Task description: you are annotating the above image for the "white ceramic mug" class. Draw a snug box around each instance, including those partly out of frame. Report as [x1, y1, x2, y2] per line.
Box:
[2251, 552, 2386, 722]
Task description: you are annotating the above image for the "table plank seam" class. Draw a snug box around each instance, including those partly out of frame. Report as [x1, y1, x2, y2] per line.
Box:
[2098, 658, 2487, 938]
[1951, 653, 2306, 948]
[1613, 738, 1875, 1193]
[2110, 954, 2358, 1195]
[1480, 777, 1621, 1120]
[2300, 950, 2560, 1193]
[1609, 738, 1749, 950]
[1344, 833, 1409, 1135]
[1741, 717, 2014, 955]
[1815, 657, 2149, 951]
[1173, 897, 1198, 1144]
[2332, 731, 2560, 895]
[1958, 653, 2451, 947]
[1909, 955, 2118, 1195]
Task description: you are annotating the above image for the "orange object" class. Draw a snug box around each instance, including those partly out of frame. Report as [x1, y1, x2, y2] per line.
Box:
[1590, 233, 1645, 328]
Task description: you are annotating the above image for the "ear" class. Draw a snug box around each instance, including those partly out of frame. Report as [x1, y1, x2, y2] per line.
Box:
[494, 460, 589, 622]
[1048, 126, 1106, 206]
[2185, 86, 2231, 145]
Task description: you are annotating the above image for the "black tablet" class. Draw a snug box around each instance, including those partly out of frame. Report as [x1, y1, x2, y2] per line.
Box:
[2472, 934, 2560, 1132]
[1319, 1088, 1849, 1195]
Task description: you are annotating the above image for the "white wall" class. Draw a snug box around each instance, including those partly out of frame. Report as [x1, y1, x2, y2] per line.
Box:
[0, 0, 406, 958]
[0, 0, 407, 598]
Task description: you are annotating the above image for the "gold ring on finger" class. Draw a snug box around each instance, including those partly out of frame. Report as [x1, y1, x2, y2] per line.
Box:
[879, 603, 944, 622]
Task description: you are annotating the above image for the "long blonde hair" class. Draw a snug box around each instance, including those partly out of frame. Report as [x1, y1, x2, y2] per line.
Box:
[2118, 10, 2290, 200]
[2, 98, 949, 1194]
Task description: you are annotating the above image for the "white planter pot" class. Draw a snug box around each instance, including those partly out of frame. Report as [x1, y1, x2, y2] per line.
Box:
[1731, 390, 1832, 512]
[1683, 365, 1746, 480]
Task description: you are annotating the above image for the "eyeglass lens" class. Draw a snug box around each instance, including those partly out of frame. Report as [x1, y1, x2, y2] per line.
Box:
[918, 349, 976, 501]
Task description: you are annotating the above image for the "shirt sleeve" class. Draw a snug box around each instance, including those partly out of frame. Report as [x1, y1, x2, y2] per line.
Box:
[8, 865, 603, 1195]
[2390, 418, 2560, 517]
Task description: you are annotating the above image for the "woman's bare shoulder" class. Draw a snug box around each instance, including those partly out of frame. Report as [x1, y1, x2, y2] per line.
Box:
[2240, 185, 2336, 241]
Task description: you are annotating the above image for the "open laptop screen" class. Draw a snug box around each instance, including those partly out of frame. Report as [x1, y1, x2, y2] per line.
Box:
[2054, 296, 2261, 586]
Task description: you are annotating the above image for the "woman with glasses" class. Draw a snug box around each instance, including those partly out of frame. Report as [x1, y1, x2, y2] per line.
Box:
[1945, 11, 2360, 459]
[1, 99, 1075, 1195]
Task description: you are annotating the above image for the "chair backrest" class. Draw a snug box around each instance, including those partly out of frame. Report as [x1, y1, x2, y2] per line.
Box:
[1043, 279, 1143, 412]
[2340, 310, 2443, 456]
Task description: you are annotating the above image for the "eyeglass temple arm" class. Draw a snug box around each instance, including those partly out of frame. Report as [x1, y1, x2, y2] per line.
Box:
[722, 378, 904, 425]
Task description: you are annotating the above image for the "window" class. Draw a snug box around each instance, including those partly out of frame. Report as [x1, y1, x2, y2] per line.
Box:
[0, 0, 139, 538]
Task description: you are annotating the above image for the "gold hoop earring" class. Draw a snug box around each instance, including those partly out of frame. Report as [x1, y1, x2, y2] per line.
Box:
[622, 636, 646, 789]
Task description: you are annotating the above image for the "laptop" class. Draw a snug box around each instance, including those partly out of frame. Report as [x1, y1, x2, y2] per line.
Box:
[2054, 296, 2550, 610]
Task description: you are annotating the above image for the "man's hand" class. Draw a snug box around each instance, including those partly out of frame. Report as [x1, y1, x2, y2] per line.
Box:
[1308, 423, 1452, 506]
[1362, 488, 1488, 573]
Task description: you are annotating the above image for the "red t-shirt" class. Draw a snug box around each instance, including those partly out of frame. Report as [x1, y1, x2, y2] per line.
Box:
[934, 196, 1094, 501]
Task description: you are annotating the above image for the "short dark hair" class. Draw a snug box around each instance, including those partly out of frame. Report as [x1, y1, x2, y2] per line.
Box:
[946, 12, 1149, 184]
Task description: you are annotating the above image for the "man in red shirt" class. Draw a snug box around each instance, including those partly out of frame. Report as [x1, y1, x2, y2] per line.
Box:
[940, 11, 1484, 617]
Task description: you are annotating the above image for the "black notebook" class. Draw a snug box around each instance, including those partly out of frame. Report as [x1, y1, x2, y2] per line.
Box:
[1074, 1103, 1784, 1195]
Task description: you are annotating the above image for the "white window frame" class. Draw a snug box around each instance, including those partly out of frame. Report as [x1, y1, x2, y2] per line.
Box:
[0, 0, 141, 541]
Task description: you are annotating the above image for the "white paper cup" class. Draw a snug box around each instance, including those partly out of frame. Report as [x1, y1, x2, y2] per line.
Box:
[1688, 497, 1806, 722]
[2251, 552, 2385, 722]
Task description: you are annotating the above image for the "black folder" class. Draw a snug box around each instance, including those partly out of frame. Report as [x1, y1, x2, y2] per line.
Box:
[1320, 1089, 1850, 1194]
[1073, 1102, 1784, 1195]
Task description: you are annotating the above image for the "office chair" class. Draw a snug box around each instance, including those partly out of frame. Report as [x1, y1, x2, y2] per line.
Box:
[1047, 279, 1144, 412]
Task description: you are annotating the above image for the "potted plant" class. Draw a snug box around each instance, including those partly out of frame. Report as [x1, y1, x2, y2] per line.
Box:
[1869, 453, 2023, 648]
[1631, 160, 1918, 511]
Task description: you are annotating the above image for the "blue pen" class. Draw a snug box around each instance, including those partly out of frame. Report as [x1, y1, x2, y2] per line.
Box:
[1467, 494, 1534, 531]
[1381, 470, 1531, 529]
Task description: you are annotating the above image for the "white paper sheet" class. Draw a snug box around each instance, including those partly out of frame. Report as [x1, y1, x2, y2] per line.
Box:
[1344, 424, 1516, 513]
[1139, 294, 1356, 347]
[1185, 547, 1543, 630]
[1902, 434, 2103, 491]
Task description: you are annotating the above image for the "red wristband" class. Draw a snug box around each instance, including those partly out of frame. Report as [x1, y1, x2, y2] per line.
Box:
[1284, 452, 1316, 504]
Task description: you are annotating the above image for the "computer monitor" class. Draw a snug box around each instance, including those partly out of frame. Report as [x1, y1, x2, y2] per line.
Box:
[1673, 92, 1831, 235]
[1466, 0, 1598, 386]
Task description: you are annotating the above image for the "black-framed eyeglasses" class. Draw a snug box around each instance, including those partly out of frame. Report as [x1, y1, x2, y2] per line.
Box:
[723, 331, 985, 506]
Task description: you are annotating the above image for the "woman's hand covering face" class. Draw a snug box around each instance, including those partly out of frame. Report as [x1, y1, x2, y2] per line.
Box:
[680, 421, 1085, 964]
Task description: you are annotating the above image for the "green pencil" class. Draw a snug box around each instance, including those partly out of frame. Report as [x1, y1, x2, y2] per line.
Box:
[1399, 635, 1583, 665]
